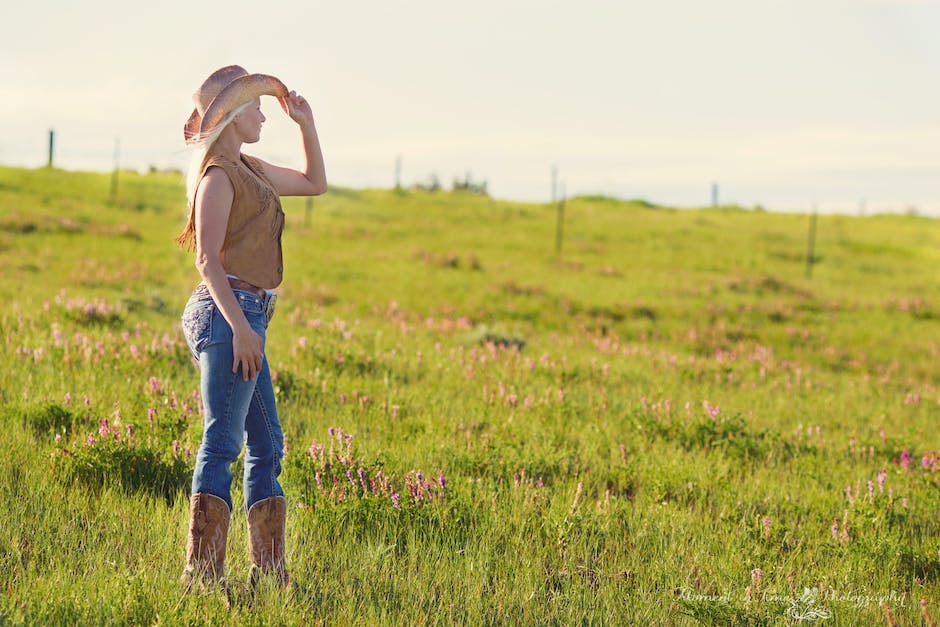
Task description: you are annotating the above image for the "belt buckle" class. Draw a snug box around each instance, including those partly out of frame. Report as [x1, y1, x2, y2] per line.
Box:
[265, 292, 277, 322]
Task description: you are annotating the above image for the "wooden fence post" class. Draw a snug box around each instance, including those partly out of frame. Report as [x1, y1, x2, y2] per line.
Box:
[555, 183, 566, 255]
[805, 205, 818, 278]
[47, 129, 55, 168]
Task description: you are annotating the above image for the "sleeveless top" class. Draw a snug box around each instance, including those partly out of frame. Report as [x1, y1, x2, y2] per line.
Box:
[178, 144, 286, 289]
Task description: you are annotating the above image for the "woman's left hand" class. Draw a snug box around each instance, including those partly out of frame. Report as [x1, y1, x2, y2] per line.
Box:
[279, 90, 315, 127]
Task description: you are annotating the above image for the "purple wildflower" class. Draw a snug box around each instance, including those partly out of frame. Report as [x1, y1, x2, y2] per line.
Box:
[751, 569, 762, 586]
[391, 493, 401, 510]
[878, 468, 887, 492]
[901, 449, 911, 469]
[831, 519, 839, 539]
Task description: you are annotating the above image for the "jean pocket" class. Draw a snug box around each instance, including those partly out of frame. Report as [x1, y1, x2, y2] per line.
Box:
[181, 304, 214, 357]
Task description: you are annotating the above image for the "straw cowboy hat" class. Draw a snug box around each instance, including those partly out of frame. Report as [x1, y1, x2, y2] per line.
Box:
[184, 65, 289, 144]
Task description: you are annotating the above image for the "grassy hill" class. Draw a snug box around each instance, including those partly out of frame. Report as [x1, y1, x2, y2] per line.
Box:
[1, 165, 938, 624]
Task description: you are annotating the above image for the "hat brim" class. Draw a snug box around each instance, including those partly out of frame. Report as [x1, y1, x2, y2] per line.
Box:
[184, 74, 289, 144]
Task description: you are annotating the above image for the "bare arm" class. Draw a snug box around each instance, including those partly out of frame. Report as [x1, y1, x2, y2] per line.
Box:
[257, 90, 327, 196]
[194, 167, 264, 381]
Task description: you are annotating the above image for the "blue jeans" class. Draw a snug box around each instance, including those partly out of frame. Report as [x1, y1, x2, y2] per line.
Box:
[181, 284, 284, 512]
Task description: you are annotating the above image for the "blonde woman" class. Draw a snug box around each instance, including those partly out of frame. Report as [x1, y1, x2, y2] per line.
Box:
[176, 65, 326, 588]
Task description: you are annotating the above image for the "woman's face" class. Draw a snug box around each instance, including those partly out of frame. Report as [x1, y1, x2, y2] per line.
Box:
[234, 99, 265, 143]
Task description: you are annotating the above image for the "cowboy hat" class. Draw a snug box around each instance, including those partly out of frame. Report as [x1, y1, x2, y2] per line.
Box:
[183, 65, 289, 144]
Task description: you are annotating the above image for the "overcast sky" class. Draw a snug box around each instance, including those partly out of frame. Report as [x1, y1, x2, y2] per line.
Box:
[3, 0, 938, 212]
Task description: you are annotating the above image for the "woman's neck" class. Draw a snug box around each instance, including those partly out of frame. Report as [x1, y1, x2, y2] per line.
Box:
[214, 127, 243, 158]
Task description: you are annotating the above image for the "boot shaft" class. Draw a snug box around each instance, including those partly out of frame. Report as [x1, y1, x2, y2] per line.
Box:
[247, 495, 288, 583]
[183, 492, 231, 582]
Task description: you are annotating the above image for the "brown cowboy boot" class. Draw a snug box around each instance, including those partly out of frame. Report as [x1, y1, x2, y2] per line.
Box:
[247, 495, 289, 586]
[180, 493, 231, 589]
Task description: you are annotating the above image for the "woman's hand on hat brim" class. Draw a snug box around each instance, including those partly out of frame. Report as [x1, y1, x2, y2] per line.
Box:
[279, 90, 314, 127]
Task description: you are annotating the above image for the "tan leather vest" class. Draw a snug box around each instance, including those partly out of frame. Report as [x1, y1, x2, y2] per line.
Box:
[194, 146, 286, 289]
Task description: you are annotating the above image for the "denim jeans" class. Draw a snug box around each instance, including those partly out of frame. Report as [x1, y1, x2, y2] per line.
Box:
[181, 284, 284, 512]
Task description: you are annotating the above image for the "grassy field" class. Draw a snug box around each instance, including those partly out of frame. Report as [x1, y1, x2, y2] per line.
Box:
[1, 164, 939, 625]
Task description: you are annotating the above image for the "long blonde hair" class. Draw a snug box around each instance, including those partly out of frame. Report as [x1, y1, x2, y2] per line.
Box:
[176, 101, 253, 250]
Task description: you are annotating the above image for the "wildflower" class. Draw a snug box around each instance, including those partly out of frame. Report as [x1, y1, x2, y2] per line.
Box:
[86, 434, 96, 447]
[391, 405, 400, 419]
[619, 444, 627, 464]
[315, 472, 323, 491]
[751, 568, 763, 589]
[923, 456, 931, 470]
[126, 424, 134, 437]
[147, 407, 156, 427]
[391, 493, 401, 509]
[849, 437, 855, 454]
[98, 419, 110, 438]
[64, 392, 72, 405]
[54, 434, 61, 443]
[172, 440, 180, 455]
[831, 519, 839, 539]
[878, 468, 887, 492]
[901, 450, 911, 469]
[358, 467, 367, 488]
[523, 397, 532, 409]
[762, 517, 771, 537]
[438, 472, 446, 490]
[148, 376, 162, 394]
[867, 480, 874, 504]
[84, 395, 91, 406]
[558, 388, 565, 402]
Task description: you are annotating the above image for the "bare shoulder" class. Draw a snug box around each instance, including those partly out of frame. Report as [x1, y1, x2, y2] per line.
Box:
[196, 166, 235, 207]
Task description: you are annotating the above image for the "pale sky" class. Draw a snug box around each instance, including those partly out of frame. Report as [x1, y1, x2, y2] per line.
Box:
[3, 0, 939, 213]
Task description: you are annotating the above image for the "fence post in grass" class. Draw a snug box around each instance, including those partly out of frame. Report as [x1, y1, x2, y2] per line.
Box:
[555, 182, 566, 255]
[395, 154, 402, 190]
[551, 165, 558, 203]
[47, 129, 55, 168]
[805, 204, 818, 278]
[711, 182, 719, 207]
[109, 137, 120, 204]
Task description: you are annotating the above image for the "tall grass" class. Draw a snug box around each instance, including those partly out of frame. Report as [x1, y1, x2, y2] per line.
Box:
[1, 165, 938, 624]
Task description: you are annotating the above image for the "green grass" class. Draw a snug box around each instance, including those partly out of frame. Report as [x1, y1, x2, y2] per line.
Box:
[1, 164, 939, 625]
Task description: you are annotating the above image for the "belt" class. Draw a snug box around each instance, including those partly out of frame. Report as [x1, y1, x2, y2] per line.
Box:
[228, 277, 265, 299]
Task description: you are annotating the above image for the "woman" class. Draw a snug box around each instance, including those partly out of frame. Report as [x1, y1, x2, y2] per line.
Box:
[176, 65, 326, 588]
